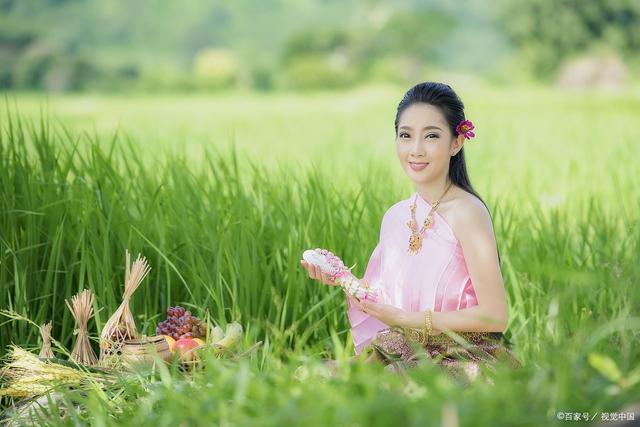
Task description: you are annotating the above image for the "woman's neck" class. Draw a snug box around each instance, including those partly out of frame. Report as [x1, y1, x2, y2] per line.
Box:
[415, 176, 455, 204]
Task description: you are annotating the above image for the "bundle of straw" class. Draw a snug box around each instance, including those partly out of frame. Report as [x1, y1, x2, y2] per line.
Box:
[65, 289, 98, 366]
[0, 347, 111, 398]
[99, 250, 151, 361]
[38, 321, 54, 359]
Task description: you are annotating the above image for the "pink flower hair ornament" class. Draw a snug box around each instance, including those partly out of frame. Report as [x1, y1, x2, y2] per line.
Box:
[456, 119, 475, 140]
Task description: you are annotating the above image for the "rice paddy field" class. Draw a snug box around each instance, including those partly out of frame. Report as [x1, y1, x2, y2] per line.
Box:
[1, 84, 639, 426]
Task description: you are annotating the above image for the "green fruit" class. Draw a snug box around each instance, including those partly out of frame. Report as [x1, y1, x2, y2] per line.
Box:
[210, 325, 225, 344]
[212, 322, 243, 355]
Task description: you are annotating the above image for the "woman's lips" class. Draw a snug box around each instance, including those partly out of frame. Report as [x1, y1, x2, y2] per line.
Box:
[409, 162, 429, 171]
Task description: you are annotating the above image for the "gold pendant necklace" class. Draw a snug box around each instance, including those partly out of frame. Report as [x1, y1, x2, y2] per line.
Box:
[406, 181, 453, 255]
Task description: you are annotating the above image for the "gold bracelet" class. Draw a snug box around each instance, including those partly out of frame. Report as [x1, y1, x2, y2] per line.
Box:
[424, 309, 433, 340]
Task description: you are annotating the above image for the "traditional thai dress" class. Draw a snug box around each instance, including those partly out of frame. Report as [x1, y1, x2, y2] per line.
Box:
[347, 191, 522, 385]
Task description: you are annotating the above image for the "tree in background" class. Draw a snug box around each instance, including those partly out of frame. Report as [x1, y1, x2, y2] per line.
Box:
[494, 0, 640, 79]
[277, 7, 455, 89]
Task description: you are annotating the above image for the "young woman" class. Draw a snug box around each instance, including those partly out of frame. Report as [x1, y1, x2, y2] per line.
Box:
[301, 82, 521, 384]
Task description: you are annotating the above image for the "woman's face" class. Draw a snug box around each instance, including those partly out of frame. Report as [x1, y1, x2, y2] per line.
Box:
[396, 103, 461, 186]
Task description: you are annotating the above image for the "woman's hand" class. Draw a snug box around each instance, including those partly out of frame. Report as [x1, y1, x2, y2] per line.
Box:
[300, 260, 340, 286]
[347, 294, 405, 327]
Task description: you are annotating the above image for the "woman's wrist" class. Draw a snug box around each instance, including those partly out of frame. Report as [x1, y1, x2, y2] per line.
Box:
[396, 309, 441, 332]
[396, 310, 420, 329]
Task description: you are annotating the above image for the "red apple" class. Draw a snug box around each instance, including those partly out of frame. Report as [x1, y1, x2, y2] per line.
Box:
[174, 338, 203, 362]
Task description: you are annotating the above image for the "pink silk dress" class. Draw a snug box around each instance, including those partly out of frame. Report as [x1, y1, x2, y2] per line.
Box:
[347, 191, 479, 355]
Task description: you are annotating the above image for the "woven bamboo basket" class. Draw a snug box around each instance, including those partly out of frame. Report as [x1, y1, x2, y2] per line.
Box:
[121, 336, 172, 366]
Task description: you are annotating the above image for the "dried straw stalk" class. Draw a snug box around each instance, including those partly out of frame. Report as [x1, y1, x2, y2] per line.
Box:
[0, 346, 112, 398]
[38, 321, 54, 359]
[65, 289, 98, 366]
[99, 250, 151, 360]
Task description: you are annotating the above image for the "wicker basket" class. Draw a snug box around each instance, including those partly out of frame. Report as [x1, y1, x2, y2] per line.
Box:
[121, 335, 173, 366]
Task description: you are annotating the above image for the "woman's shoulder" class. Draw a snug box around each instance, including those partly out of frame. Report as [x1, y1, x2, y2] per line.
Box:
[386, 197, 411, 215]
[445, 188, 495, 241]
[381, 196, 412, 225]
[448, 188, 488, 215]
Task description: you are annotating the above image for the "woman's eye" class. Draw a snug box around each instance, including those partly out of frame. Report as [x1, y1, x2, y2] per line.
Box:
[398, 132, 438, 139]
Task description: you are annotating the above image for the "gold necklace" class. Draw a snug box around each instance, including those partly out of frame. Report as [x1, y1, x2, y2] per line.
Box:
[406, 181, 453, 255]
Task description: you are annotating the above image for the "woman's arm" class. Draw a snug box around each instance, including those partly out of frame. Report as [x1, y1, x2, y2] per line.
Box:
[396, 304, 507, 332]
[396, 198, 510, 332]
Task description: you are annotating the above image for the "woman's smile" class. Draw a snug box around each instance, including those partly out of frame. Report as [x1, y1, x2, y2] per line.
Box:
[409, 162, 429, 171]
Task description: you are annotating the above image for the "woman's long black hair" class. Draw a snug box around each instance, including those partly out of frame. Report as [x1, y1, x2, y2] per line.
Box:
[394, 82, 502, 265]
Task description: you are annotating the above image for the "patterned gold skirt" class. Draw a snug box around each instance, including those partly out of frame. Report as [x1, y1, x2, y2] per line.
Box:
[361, 326, 523, 386]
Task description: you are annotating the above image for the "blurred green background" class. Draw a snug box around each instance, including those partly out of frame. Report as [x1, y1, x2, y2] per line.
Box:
[1, 0, 639, 93]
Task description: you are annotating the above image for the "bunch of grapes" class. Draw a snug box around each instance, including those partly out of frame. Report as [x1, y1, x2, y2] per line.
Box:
[156, 306, 208, 340]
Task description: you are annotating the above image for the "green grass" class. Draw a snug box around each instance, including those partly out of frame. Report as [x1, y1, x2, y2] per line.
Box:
[0, 86, 639, 426]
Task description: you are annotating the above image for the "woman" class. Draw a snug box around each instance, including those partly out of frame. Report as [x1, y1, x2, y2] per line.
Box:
[301, 82, 522, 385]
